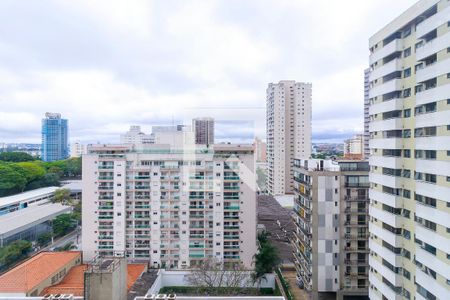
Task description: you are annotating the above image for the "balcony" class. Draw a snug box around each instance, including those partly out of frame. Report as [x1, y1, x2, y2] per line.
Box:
[417, 58, 450, 83]
[98, 186, 114, 191]
[224, 235, 239, 240]
[415, 108, 450, 129]
[224, 176, 240, 180]
[369, 155, 402, 169]
[369, 223, 402, 247]
[369, 59, 402, 82]
[369, 97, 403, 116]
[98, 245, 113, 249]
[369, 256, 402, 286]
[369, 206, 401, 228]
[369, 239, 402, 267]
[369, 117, 403, 133]
[416, 6, 450, 38]
[369, 189, 402, 208]
[369, 173, 402, 189]
[369, 137, 403, 150]
[416, 31, 450, 60]
[224, 206, 240, 210]
[368, 273, 402, 300]
[369, 39, 402, 65]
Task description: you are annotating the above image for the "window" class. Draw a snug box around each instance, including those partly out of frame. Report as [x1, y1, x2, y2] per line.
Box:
[403, 47, 411, 57]
[403, 68, 411, 78]
[403, 88, 411, 97]
[404, 149, 411, 158]
[403, 189, 411, 199]
[403, 129, 411, 138]
[403, 109, 411, 118]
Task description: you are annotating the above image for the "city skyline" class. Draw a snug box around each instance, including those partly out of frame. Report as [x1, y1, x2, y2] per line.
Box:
[0, 0, 416, 144]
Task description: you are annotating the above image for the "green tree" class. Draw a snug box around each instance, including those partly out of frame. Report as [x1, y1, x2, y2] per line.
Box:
[256, 167, 267, 192]
[0, 152, 35, 162]
[252, 232, 280, 285]
[37, 232, 52, 247]
[56, 242, 75, 251]
[52, 214, 76, 237]
[0, 240, 32, 267]
[0, 164, 27, 195]
[16, 162, 46, 182]
[47, 165, 63, 177]
[53, 188, 71, 204]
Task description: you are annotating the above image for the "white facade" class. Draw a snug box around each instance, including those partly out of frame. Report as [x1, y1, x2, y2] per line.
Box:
[70, 142, 87, 158]
[266, 81, 312, 196]
[368, 1, 450, 299]
[120, 126, 153, 145]
[364, 69, 370, 159]
[82, 144, 257, 269]
[344, 134, 363, 156]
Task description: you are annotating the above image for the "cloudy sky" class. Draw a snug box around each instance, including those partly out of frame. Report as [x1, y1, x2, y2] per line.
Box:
[0, 0, 415, 144]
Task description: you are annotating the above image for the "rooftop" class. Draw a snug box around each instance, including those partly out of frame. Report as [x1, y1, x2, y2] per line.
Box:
[41, 264, 147, 296]
[0, 203, 72, 237]
[0, 251, 81, 293]
[0, 187, 59, 208]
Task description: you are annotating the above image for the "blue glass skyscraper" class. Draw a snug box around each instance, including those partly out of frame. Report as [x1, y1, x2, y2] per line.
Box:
[41, 112, 68, 162]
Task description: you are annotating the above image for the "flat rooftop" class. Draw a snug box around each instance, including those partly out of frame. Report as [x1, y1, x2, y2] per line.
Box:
[0, 186, 59, 208]
[41, 263, 147, 296]
[0, 203, 72, 238]
[0, 251, 81, 293]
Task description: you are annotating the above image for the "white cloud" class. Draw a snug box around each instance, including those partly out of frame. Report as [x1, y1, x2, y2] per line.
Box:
[0, 0, 416, 143]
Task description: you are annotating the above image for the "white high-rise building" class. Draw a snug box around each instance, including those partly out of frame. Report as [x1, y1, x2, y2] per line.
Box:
[70, 141, 87, 158]
[344, 134, 364, 158]
[364, 68, 371, 159]
[266, 81, 312, 195]
[120, 125, 153, 145]
[368, 1, 450, 299]
[82, 143, 257, 269]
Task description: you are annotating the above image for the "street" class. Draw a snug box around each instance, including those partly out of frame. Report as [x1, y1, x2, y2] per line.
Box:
[40, 226, 82, 252]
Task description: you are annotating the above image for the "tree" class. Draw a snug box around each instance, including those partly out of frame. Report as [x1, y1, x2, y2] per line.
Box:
[0, 164, 27, 196]
[186, 258, 251, 295]
[52, 214, 77, 237]
[56, 242, 75, 251]
[252, 231, 280, 286]
[16, 162, 46, 182]
[0, 240, 32, 267]
[0, 152, 35, 162]
[53, 188, 71, 204]
[37, 232, 52, 247]
[256, 167, 267, 193]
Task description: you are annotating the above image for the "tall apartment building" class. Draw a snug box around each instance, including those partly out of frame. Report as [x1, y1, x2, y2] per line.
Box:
[120, 126, 153, 145]
[41, 112, 69, 162]
[82, 144, 257, 269]
[368, 1, 450, 299]
[253, 137, 267, 163]
[70, 141, 87, 158]
[292, 159, 370, 300]
[266, 81, 312, 196]
[364, 68, 371, 159]
[192, 118, 214, 145]
[344, 134, 364, 159]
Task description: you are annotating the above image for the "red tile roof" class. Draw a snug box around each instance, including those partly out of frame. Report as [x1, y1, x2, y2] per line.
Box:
[0, 251, 81, 293]
[41, 263, 146, 296]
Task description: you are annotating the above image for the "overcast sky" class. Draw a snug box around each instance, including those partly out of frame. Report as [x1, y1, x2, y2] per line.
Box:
[0, 0, 415, 144]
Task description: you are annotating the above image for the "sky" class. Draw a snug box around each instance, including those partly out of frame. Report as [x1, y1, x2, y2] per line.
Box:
[0, 0, 416, 144]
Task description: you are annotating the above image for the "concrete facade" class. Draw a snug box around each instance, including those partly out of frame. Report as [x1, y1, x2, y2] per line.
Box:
[292, 159, 370, 300]
[82, 144, 257, 269]
[266, 81, 312, 196]
[368, 0, 450, 299]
